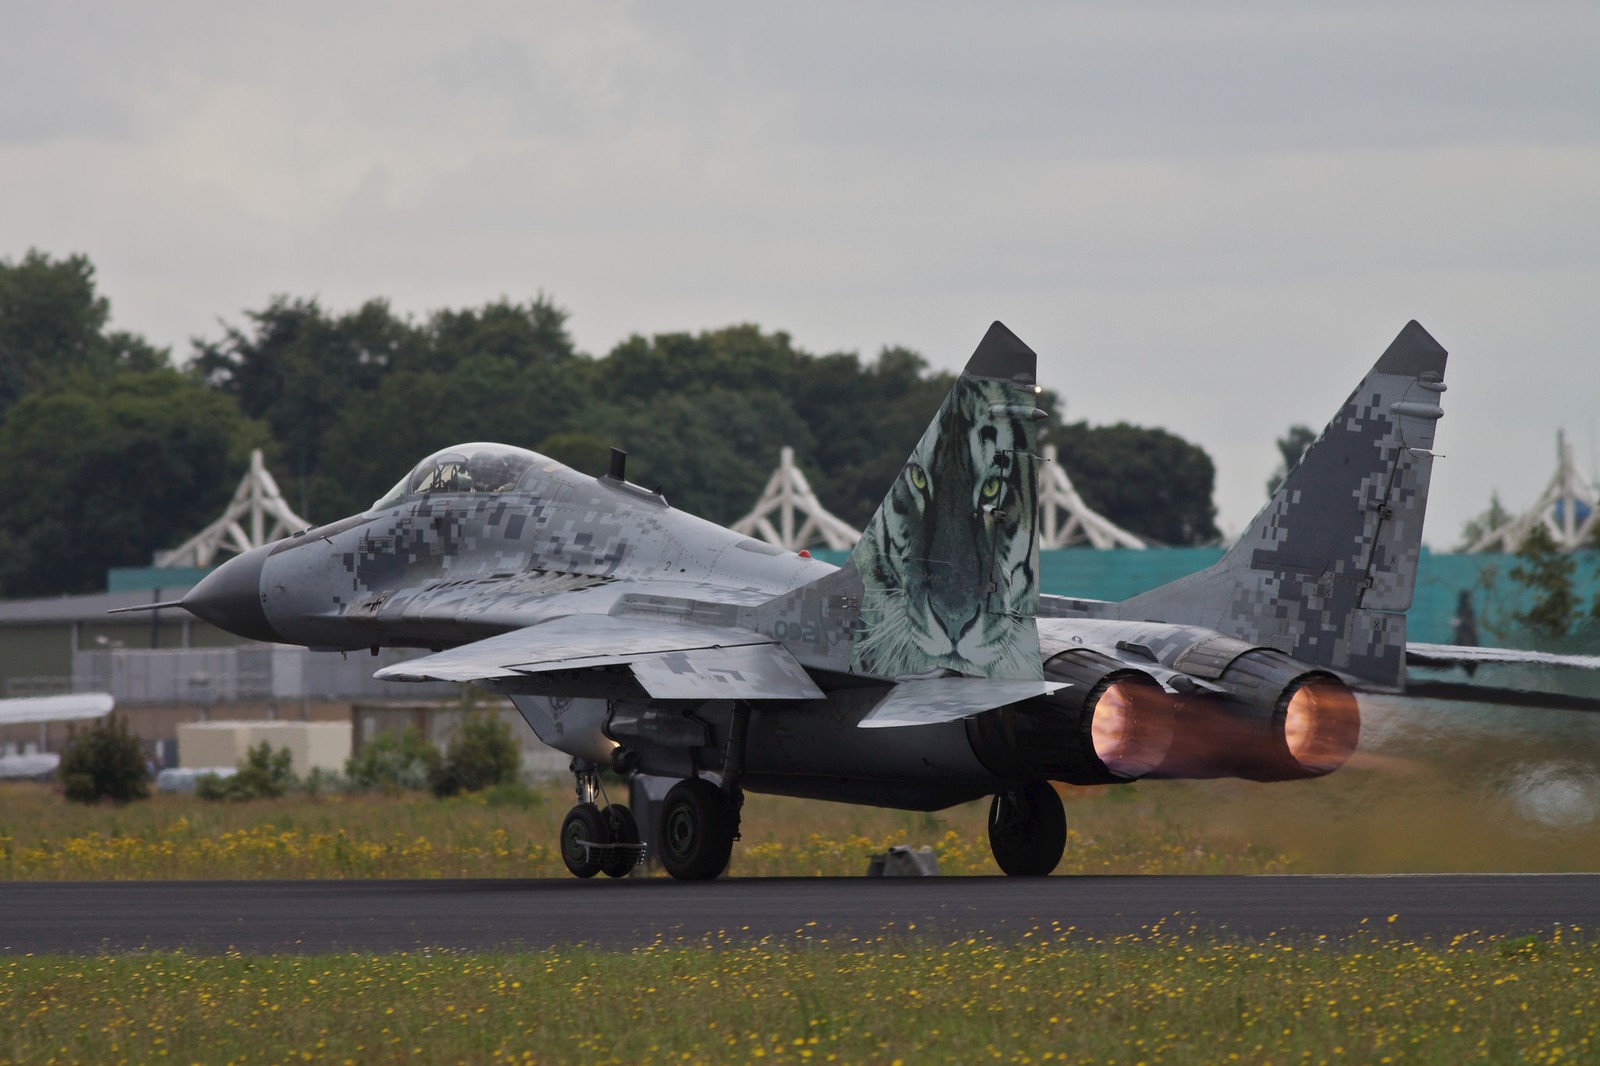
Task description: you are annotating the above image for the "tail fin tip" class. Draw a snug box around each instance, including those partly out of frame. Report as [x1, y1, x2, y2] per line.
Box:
[965, 320, 1037, 384]
[1376, 319, 1447, 377]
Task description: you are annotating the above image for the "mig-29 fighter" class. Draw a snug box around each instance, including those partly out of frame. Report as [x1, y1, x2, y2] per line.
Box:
[152, 319, 1561, 880]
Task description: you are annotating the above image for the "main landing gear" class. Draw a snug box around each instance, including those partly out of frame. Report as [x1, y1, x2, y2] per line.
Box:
[988, 781, 1067, 877]
[560, 760, 646, 878]
[658, 777, 738, 880]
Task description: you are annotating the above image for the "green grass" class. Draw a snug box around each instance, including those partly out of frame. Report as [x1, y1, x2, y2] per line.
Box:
[7, 718, 1600, 879]
[4, 932, 1595, 1064]
[0, 778, 1301, 880]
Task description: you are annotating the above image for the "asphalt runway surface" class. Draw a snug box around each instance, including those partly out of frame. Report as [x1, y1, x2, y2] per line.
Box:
[4, 874, 1599, 954]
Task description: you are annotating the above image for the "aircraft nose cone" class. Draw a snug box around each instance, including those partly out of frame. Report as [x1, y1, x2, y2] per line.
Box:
[183, 543, 283, 643]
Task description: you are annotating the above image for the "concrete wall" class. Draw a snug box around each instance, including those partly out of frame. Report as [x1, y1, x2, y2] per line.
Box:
[178, 720, 354, 776]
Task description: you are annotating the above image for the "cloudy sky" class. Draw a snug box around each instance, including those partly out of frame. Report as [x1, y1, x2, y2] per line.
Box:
[3, 1, 1596, 545]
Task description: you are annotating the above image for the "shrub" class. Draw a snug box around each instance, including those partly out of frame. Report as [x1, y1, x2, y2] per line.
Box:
[431, 714, 521, 797]
[197, 742, 296, 801]
[345, 726, 441, 792]
[56, 714, 149, 805]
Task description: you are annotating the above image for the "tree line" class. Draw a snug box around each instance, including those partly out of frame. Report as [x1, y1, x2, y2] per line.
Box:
[0, 249, 1220, 598]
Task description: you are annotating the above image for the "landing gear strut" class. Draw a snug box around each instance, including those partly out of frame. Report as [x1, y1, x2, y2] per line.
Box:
[657, 702, 750, 881]
[988, 780, 1066, 877]
[560, 759, 645, 879]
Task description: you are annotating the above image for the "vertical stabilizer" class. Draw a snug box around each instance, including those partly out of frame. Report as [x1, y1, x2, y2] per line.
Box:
[1117, 321, 1449, 689]
[847, 322, 1047, 680]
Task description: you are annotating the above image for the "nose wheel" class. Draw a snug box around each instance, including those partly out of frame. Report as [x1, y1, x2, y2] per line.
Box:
[988, 781, 1066, 877]
[560, 761, 646, 879]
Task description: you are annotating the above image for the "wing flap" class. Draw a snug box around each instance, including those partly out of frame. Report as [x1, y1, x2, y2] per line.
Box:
[374, 615, 823, 700]
[629, 644, 824, 700]
[858, 678, 1069, 728]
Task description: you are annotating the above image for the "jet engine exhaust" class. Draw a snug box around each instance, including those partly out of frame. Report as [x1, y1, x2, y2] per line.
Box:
[1154, 649, 1361, 782]
[1281, 678, 1360, 775]
[1088, 675, 1173, 779]
[966, 649, 1177, 785]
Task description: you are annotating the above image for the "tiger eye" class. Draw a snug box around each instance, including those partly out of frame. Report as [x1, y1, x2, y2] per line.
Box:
[909, 465, 927, 490]
[982, 476, 1001, 499]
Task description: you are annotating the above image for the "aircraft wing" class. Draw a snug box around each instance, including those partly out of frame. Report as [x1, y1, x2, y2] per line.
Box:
[0, 693, 114, 726]
[374, 615, 825, 701]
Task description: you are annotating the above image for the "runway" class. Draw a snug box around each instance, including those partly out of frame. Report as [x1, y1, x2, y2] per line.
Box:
[3, 874, 1599, 954]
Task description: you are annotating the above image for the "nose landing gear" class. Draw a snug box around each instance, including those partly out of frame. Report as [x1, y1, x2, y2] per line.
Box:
[560, 759, 646, 879]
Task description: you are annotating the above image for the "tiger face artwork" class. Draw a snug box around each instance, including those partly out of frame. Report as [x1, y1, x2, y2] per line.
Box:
[849, 374, 1042, 681]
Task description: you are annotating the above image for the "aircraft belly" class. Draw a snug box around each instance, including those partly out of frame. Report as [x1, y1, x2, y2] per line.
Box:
[744, 695, 999, 786]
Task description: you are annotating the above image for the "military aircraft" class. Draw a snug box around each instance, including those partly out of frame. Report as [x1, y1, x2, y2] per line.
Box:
[149, 319, 1593, 879]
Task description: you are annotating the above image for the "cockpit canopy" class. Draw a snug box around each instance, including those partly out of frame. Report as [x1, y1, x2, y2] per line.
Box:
[369, 443, 546, 511]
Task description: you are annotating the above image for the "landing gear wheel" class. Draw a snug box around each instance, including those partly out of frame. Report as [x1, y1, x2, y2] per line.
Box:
[561, 802, 612, 879]
[988, 781, 1066, 877]
[659, 778, 735, 881]
[602, 804, 641, 878]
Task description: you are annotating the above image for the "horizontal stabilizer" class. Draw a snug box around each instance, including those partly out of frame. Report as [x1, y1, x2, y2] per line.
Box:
[0, 693, 114, 726]
[1406, 643, 1600, 671]
[1405, 642, 1600, 712]
[375, 615, 824, 700]
[858, 678, 1068, 729]
[1403, 679, 1600, 713]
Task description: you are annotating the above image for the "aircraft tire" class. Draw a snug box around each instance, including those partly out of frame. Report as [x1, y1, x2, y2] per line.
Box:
[987, 781, 1066, 877]
[659, 778, 734, 881]
[561, 802, 612, 878]
[602, 804, 641, 878]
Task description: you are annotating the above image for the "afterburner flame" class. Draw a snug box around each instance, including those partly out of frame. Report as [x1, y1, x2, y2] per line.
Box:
[1283, 680, 1361, 774]
[1090, 678, 1175, 779]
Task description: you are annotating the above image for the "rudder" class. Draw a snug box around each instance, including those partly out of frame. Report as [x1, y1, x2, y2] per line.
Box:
[848, 321, 1048, 681]
[1117, 320, 1449, 689]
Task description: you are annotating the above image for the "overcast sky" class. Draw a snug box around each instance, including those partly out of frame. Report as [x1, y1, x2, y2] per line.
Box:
[3, 1, 1596, 545]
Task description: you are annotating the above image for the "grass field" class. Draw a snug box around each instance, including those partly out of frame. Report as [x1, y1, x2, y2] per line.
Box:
[3, 710, 1600, 877]
[4, 932, 1595, 1064]
[5, 697, 1600, 1062]
[7, 696, 1600, 880]
[0, 777, 1300, 880]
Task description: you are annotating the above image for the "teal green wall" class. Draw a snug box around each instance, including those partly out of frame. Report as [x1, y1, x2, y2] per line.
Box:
[811, 548, 1599, 647]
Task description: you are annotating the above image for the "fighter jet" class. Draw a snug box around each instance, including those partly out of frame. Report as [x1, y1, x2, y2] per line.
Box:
[151, 320, 1592, 879]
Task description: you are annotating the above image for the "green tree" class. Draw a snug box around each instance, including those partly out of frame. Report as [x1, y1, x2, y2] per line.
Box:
[535, 431, 615, 476]
[345, 726, 442, 792]
[595, 386, 814, 524]
[257, 296, 595, 515]
[1266, 424, 1318, 496]
[0, 250, 165, 421]
[1457, 492, 1513, 551]
[197, 742, 297, 801]
[1052, 421, 1220, 545]
[192, 297, 418, 518]
[430, 714, 521, 797]
[57, 715, 150, 804]
[0, 369, 268, 596]
[1508, 524, 1584, 642]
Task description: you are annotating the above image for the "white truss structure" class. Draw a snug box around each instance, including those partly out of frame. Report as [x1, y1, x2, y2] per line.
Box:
[731, 446, 861, 551]
[156, 449, 314, 568]
[1038, 444, 1146, 550]
[1466, 430, 1599, 553]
